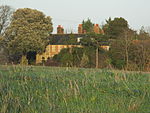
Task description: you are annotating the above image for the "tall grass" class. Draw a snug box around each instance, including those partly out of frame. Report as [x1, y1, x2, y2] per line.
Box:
[0, 65, 150, 113]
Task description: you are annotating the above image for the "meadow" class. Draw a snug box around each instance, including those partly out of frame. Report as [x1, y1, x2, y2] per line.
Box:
[0, 65, 150, 113]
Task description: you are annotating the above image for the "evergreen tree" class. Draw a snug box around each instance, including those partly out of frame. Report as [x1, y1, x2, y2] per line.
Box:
[104, 17, 129, 39]
[82, 18, 94, 33]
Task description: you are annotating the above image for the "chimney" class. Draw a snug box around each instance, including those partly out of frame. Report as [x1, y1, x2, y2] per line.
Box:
[78, 24, 83, 34]
[57, 25, 64, 34]
[93, 24, 100, 34]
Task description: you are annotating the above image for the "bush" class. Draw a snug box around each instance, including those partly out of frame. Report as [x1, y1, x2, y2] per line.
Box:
[45, 58, 60, 66]
[53, 46, 110, 68]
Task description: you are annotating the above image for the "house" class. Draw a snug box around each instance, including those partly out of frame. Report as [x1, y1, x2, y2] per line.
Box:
[36, 25, 109, 64]
[36, 45, 82, 64]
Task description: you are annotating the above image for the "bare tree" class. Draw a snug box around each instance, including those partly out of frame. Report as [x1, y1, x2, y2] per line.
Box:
[122, 30, 134, 69]
[131, 40, 150, 71]
[145, 26, 150, 36]
[0, 5, 13, 35]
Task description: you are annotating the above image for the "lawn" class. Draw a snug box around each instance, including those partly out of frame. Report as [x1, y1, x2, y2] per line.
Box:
[0, 65, 150, 113]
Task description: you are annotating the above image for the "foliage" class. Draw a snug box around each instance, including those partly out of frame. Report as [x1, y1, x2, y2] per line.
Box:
[0, 35, 8, 64]
[79, 33, 109, 68]
[82, 19, 94, 33]
[129, 40, 150, 71]
[65, 34, 77, 45]
[0, 66, 150, 113]
[108, 29, 150, 71]
[108, 30, 135, 69]
[4, 8, 53, 62]
[103, 17, 129, 39]
[53, 46, 109, 68]
[53, 47, 84, 67]
[44, 58, 60, 66]
[0, 35, 3, 46]
[138, 26, 150, 40]
[80, 33, 109, 47]
[80, 53, 89, 67]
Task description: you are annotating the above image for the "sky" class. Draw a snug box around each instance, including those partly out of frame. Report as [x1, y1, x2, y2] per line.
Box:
[1, 0, 150, 33]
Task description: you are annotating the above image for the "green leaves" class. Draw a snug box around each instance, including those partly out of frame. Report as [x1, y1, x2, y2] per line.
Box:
[82, 19, 94, 33]
[104, 17, 129, 39]
[4, 8, 53, 61]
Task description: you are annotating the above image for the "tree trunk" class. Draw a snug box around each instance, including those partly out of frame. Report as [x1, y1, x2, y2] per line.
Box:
[96, 47, 99, 68]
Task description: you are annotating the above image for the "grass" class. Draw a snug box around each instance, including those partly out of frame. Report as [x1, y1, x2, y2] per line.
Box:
[0, 65, 150, 113]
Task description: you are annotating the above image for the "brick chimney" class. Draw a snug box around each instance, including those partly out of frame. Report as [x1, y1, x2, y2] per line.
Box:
[57, 25, 64, 34]
[93, 24, 104, 34]
[78, 24, 83, 34]
[93, 24, 100, 34]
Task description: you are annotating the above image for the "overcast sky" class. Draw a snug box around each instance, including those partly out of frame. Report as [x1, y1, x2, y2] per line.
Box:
[1, 0, 150, 33]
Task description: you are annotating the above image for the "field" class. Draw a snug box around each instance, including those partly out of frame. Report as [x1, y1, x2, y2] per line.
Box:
[0, 65, 150, 113]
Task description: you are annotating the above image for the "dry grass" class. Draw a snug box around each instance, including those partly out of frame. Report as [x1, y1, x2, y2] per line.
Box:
[0, 65, 150, 113]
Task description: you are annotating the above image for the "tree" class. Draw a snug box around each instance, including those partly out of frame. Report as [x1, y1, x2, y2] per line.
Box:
[102, 17, 112, 32]
[0, 35, 3, 45]
[0, 5, 13, 63]
[120, 29, 136, 69]
[82, 18, 94, 33]
[145, 26, 150, 35]
[104, 17, 129, 39]
[138, 26, 150, 40]
[108, 29, 138, 70]
[80, 33, 109, 68]
[53, 47, 83, 67]
[63, 34, 77, 45]
[4, 8, 53, 63]
[130, 40, 150, 71]
[80, 53, 89, 67]
[0, 35, 9, 64]
[0, 5, 13, 35]
[104, 17, 149, 70]
[0, 35, 4, 49]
